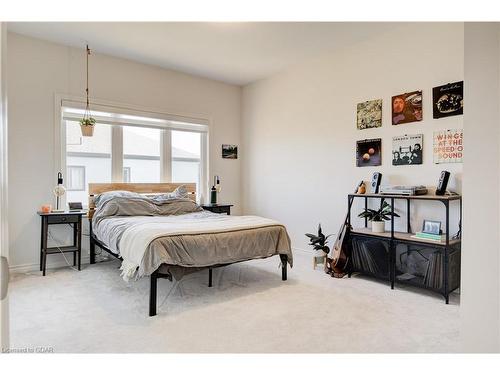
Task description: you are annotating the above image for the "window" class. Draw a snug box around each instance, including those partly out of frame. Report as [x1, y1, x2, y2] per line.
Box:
[172, 130, 201, 191]
[123, 167, 131, 183]
[66, 166, 86, 191]
[66, 121, 112, 204]
[123, 126, 161, 183]
[62, 105, 208, 206]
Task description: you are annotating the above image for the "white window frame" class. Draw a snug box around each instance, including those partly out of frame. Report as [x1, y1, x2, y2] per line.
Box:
[55, 95, 210, 205]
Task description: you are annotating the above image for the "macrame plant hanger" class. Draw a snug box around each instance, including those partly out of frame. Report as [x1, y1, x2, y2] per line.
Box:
[80, 44, 95, 137]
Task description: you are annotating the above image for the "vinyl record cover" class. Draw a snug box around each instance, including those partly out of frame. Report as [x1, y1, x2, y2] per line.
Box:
[433, 129, 463, 163]
[392, 91, 423, 125]
[356, 99, 382, 130]
[356, 138, 382, 167]
[392, 134, 423, 165]
[433, 81, 463, 119]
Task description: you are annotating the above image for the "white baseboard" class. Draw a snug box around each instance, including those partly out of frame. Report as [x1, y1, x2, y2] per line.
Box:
[292, 246, 315, 255]
[9, 256, 91, 274]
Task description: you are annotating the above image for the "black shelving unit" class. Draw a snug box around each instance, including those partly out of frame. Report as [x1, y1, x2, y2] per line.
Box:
[346, 193, 462, 304]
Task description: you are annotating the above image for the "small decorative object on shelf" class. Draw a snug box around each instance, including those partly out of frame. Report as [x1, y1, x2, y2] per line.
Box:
[357, 182, 366, 194]
[305, 224, 332, 269]
[358, 201, 400, 233]
[80, 44, 96, 137]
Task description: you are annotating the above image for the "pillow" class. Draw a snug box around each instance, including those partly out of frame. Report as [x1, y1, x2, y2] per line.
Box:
[92, 189, 202, 224]
[151, 185, 189, 203]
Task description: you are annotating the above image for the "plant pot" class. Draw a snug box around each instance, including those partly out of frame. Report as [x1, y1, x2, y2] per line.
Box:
[371, 221, 385, 233]
[80, 124, 95, 137]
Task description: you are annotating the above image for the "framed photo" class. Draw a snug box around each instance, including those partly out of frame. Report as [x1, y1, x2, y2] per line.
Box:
[392, 134, 423, 166]
[422, 220, 441, 235]
[222, 144, 238, 159]
[356, 138, 381, 167]
[356, 99, 382, 130]
[433, 81, 463, 119]
[433, 129, 463, 164]
[392, 90, 423, 125]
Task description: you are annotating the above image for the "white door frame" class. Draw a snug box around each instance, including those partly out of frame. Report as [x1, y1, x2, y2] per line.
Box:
[0, 22, 10, 352]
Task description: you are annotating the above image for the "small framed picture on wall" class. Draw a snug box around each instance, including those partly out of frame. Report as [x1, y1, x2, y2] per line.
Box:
[222, 144, 238, 159]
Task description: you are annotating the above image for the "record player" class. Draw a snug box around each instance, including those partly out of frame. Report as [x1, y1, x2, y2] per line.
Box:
[379, 185, 428, 196]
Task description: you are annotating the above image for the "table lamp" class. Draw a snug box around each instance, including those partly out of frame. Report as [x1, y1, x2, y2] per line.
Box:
[52, 172, 66, 212]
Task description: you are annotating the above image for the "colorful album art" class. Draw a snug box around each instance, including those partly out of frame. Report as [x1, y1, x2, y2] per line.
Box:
[356, 138, 382, 167]
[433, 129, 463, 164]
[433, 81, 463, 119]
[356, 99, 382, 130]
[392, 134, 423, 166]
[392, 90, 423, 125]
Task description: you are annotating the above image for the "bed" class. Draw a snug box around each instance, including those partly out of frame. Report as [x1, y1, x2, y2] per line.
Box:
[88, 183, 292, 316]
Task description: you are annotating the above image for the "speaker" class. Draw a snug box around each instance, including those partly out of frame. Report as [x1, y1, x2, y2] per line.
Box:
[371, 172, 382, 194]
[435, 171, 450, 196]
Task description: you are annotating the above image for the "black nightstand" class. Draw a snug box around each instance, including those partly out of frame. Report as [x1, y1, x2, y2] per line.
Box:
[37, 211, 85, 276]
[201, 204, 233, 215]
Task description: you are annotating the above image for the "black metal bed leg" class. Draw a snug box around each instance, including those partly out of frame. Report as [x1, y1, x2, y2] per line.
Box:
[208, 268, 213, 287]
[89, 221, 96, 264]
[149, 271, 158, 317]
[280, 254, 288, 281]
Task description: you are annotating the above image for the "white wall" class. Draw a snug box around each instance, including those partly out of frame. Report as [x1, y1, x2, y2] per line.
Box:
[0, 22, 10, 352]
[7, 32, 242, 270]
[242, 23, 464, 253]
[461, 23, 500, 352]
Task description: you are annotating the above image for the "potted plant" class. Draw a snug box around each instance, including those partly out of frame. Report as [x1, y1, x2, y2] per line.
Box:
[80, 117, 96, 137]
[358, 201, 400, 233]
[305, 224, 332, 269]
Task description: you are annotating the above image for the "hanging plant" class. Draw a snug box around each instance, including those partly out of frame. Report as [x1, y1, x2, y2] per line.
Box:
[80, 44, 96, 137]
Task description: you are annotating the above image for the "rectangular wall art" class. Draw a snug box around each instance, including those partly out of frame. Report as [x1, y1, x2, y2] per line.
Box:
[356, 99, 382, 130]
[356, 138, 382, 167]
[222, 144, 238, 159]
[392, 91, 423, 125]
[392, 134, 423, 165]
[432, 81, 463, 119]
[433, 129, 463, 163]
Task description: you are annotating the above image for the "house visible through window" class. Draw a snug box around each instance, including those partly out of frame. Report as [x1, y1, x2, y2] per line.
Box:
[67, 166, 86, 191]
[62, 105, 208, 206]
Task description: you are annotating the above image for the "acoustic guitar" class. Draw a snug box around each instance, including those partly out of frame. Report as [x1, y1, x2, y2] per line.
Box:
[326, 181, 363, 278]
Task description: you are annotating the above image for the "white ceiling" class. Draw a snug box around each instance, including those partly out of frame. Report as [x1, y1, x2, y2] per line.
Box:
[7, 22, 402, 85]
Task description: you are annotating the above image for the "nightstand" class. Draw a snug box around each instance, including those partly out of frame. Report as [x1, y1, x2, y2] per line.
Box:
[201, 204, 233, 215]
[37, 211, 85, 276]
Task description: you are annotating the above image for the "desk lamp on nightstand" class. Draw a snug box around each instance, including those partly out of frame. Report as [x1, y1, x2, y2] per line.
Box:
[210, 175, 221, 204]
[52, 172, 66, 213]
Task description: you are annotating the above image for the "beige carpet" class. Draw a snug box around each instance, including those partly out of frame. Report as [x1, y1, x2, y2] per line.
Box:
[8, 251, 459, 353]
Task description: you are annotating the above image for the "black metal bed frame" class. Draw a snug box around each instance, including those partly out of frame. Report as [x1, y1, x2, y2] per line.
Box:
[89, 221, 288, 316]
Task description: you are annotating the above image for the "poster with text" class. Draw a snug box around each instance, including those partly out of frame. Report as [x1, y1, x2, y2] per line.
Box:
[392, 134, 423, 166]
[433, 129, 463, 163]
[433, 81, 463, 119]
[357, 99, 382, 130]
[392, 91, 423, 125]
[356, 138, 382, 167]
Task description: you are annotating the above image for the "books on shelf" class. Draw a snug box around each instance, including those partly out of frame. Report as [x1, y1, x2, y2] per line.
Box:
[410, 232, 446, 242]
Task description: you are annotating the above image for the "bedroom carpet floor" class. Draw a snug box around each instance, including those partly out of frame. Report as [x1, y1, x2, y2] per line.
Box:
[8, 250, 460, 353]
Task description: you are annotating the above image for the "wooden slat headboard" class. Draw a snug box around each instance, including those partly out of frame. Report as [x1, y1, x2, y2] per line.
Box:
[88, 182, 196, 219]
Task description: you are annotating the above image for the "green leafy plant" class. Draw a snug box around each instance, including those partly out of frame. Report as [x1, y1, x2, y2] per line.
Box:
[305, 224, 332, 254]
[358, 201, 400, 222]
[80, 117, 96, 126]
